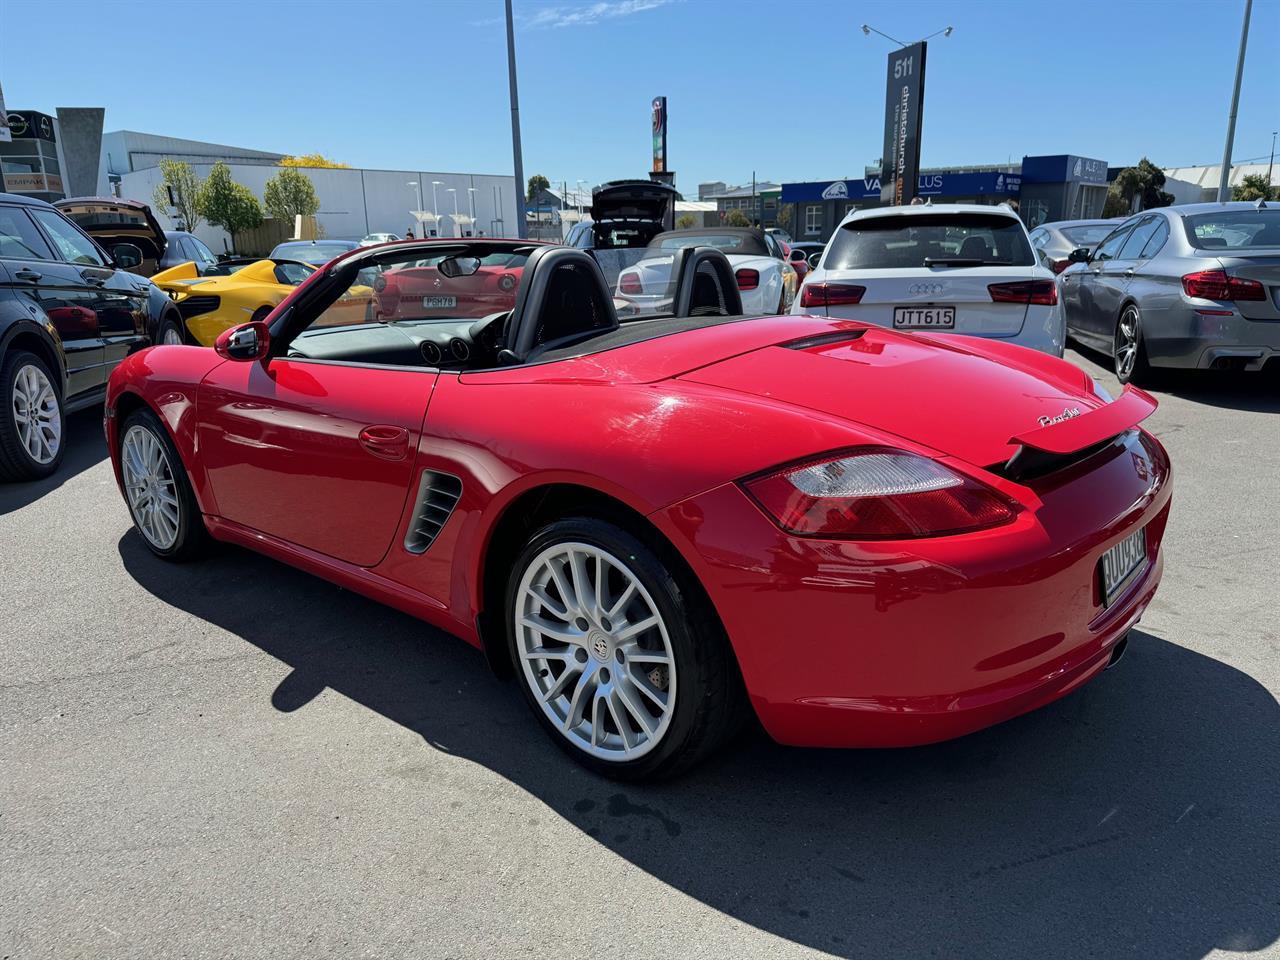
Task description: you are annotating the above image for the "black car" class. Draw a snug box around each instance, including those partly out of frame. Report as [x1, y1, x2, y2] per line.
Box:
[0, 192, 183, 481]
[54, 197, 221, 277]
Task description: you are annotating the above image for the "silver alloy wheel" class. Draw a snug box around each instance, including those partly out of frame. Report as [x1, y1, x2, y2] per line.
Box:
[1116, 307, 1139, 379]
[516, 541, 677, 761]
[121, 424, 180, 550]
[161, 325, 183, 346]
[11, 363, 61, 464]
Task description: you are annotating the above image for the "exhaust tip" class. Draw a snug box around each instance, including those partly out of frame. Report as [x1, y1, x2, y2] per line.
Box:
[1106, 632, 1130, 669]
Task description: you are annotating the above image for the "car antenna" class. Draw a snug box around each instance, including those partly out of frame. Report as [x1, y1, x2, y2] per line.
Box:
[1256, 197, 1269, 209]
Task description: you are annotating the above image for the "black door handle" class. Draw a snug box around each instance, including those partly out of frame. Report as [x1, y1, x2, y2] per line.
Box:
[81, 271, 106, 286]
[14, 268, 42, 282]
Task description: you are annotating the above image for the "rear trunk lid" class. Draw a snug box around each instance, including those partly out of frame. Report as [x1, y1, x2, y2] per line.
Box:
[590, 180, 680, 225]
[813, 265, 1041, 337]
[54, 196, 167, 271]
[1218, 252, 1280, 321]
[678, 324, 1124, 466]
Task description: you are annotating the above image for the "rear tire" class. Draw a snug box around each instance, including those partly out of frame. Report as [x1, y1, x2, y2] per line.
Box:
[119, 407, 209, 561]
[157, 314, 183, 346]
[1114, 304, 1150, 385]
[0, 349, 65, 482]
[506, 516, 746, 781]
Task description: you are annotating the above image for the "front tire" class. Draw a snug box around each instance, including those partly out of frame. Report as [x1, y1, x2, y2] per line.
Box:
[158, 314, 184, 346]
[119, 407, 208, 561]
[507, 517, 745, 780]
[1114, 304, 1150, 385]
[0, 349, 65, 482]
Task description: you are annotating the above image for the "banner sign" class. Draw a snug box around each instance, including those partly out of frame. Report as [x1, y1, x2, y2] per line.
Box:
[4, 110, 56, 142]
[3, 172, 64, 194]
[651, 96, 667, 174]
[782, 171, 1020, 204]
[879, 41, 927, 205]
[1021, 154, 1108, 184]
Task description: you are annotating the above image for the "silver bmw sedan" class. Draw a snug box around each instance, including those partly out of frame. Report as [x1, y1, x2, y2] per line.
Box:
[1058, 201, 1280, 382]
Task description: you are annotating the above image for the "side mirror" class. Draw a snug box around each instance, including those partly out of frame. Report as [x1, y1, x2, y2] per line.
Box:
[438, 255, 481, 278]
[808, 252, 821, 268]
[112, 242, 144, 270]
[1068, 247, 1092, 264]
[214, 321, 270, 361]
[789, 249, 805, 261]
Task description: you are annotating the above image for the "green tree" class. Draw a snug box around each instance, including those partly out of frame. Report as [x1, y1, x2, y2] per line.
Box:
[151, 158, 203, 232]
[1108, 158, 1174, 215]
[263, 167, 320, 225]
[199, 161, 263, 249]
[280, 153, 349, 169]
[676, 214, 696, 229]
[724, 208, 751, 227]
[526, 174, 550, 203]
[1232, 172, 1277, 202]
[776, 203, 793, 231]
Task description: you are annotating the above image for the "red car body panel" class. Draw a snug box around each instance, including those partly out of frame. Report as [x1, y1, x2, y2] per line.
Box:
[105, 304, 1171, 749]
[377, 264, 526, 320]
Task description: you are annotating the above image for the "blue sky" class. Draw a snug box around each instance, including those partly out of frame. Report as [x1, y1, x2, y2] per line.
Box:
[3, 0, 1278, 192]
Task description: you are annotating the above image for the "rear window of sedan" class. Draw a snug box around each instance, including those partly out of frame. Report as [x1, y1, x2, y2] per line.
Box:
[1183, 210, 1280, 249]
[1060, 224, 1117, 247]
[826, 213, 1035, 269]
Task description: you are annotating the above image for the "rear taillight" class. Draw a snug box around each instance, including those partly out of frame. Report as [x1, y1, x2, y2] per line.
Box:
[1181, 269, 1265, 301]
[988, 280, 1058, 306]
[799, 282, 865, 309]
[619, 272, 642, 295]
[742, 449, 1015, 539]
[1049, 258, 1070, 275]
[735, 268, 760, 291]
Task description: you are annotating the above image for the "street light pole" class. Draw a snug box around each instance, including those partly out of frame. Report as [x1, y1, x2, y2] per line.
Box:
[448, 188, 459, 236]
[407, 181, 422, 236]
[467, 187, 476, 236]
[1216, 0, 1253, 203]
[1266, 131, 1277, 195]
[505, 0, 527, 238]
[431, 181, 441, 237]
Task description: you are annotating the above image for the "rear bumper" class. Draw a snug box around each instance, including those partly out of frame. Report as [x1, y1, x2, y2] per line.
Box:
[1145, 304, 1280, 370]
[652, 429, 1171, 748]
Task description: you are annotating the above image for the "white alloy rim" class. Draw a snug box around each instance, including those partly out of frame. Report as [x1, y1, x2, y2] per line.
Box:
[11, 364, 60, 464]
[121, 425, 180, 550]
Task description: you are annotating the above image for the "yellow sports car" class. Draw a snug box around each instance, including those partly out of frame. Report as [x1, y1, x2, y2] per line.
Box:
[151, 258, 376, 346]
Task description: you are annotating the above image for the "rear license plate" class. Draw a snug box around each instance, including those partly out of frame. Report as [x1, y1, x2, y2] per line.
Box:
[893, 306, 955, 329]
[1100, 526, 1147, 606]
[422, 296, 456, 309]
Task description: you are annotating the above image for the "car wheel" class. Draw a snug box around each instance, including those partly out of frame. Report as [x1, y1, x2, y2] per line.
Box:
[507, 517, 746, 780]
[158, 314, 184, 346]
[119, 407, 208, 561]
[1114, 304, 1150, 385]
[0, 349, 65, 482]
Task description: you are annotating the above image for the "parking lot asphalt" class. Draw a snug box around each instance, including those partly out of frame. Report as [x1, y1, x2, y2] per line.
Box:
[2, 347, 1278, 960]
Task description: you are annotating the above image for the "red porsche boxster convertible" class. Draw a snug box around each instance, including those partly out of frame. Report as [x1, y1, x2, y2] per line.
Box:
[105, 238, 1171, 780]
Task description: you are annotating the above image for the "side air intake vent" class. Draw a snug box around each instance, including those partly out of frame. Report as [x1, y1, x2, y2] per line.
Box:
[404, 470, 463, 554]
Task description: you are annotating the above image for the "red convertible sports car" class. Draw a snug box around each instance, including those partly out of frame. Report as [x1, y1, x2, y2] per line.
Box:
[105, 238, 1171, 780]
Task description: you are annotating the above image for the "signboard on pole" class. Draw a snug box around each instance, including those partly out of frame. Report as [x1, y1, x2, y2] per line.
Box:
[879, 41, 927, 205]
[651, 96, 667, 174]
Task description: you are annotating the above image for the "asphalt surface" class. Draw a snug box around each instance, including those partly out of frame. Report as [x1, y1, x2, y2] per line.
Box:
[2, 348, 1278, 960]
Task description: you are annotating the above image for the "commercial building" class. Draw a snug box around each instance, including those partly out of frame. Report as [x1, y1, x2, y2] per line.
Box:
[1160, 162, 1280, 204]
[779, 154, 1108, 242]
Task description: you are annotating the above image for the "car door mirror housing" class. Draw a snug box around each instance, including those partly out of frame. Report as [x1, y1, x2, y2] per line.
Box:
[112, 242, 144, 270]
[1068, 247, 1092, 264]
[438, 255, 481, 279]
[214, 321, 270, 361]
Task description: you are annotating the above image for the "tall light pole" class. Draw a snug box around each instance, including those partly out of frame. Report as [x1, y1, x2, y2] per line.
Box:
[577, 179, 588, 216]
[860, 22, 952, 47]
[1266, 130, 1277, 194]
[1216, 0, 1253, 203]
[431, 180, 442, 237]
[407, 181, 422, 236]
[505, 0, 527, 238]
[467, 187, 477, 236]
[448, 188, 459, 237]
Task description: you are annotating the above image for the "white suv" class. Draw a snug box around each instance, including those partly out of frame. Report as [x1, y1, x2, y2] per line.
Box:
[792, 203, 1064, 355]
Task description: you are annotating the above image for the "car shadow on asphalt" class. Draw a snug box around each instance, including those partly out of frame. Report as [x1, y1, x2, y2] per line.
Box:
[0, 409, 109, 516]
[1071, 344, 1280, 413]
[118, 532, 1279, 960]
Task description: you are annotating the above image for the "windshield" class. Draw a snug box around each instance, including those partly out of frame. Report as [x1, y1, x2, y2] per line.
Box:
[1060, 224, 1117, 247]
[1184, 210, 1280, 249]
[826, 213, 1035, 269]
[272, 242, 354, 264]
[652, 234, 752, 254]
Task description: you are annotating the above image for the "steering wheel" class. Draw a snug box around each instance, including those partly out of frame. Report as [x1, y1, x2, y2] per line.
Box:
[468, 311, 510, 361]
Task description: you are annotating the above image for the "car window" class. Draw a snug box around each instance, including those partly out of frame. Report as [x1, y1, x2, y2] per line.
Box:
[0, 206, 55, 260]
[1119, 217, 1161, 259]
[1028, 229, 1047, 249]
[1139, 218, 1170, 259]
[274, 262, 315, 286]
[28, 208, 107, 266]
[1183, 210, 1280, 249]
[1092, 224, 1134, 262]
[826, 213, 1035, 269]
[189, 236, 217, 265]
[1061, 224, 1118, 248]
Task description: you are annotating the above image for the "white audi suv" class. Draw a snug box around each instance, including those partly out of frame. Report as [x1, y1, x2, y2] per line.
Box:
[793, 203, 1064, 355]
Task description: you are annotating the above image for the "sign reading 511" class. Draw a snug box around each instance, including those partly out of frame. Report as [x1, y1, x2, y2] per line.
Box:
[880, 41, 927, 206]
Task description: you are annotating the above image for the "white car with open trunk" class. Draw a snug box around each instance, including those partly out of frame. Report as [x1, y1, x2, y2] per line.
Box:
[793, 203, 1064, 355]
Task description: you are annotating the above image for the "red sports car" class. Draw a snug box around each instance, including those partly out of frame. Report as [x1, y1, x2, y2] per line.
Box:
[375, 248, 537, 320]
[105, 238, 1171, 780]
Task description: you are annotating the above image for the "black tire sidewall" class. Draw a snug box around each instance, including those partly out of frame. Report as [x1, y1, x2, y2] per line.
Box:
[250, 306, 272, 324]
[119, 407, 206, 561]
[158, 313, 183, 346]
[0, 349, 66, 481]
[505, 517, 712, 780]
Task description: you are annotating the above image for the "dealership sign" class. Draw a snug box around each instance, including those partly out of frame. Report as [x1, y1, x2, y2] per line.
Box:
[782, 171, 1021, 203]
[880, 41, 927, 205]
[3, 172, 64, 194]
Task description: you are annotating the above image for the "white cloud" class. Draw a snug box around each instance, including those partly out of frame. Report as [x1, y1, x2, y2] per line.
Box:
[526, 0, 672, 29]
